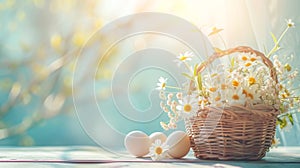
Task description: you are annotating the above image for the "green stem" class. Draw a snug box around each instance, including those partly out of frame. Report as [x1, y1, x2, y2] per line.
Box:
[183, 61, 193, 74]
[266, 26, 289, 58]
[278, 110, 299, 118]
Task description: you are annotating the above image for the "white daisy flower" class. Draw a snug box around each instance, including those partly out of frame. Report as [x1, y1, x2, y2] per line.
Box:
[227, 88, 246, 105]
[243, 86, 261, 105]
[209, 91, 226, 107]
[239, 53, 261, 63]
[286, 19, 295, 28]
[156, 77, 168, 90]
[149, 139, 169, 161]
[174, 51, 194, 66]
[176, 95, 198, 119]
[203, 73, 220, 89]
[271, 136, 281, 148]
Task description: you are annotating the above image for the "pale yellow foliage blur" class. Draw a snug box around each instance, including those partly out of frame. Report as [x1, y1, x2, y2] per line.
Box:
[50, 34, 63, 51]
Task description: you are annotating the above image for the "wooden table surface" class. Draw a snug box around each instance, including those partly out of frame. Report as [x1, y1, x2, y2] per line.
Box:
[0, 146, 299, 167]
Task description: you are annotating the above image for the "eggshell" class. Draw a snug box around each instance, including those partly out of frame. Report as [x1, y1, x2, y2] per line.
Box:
[149, 132, 167, 144]
[166, 131, 190, 159]
[124, 131, 151, 157]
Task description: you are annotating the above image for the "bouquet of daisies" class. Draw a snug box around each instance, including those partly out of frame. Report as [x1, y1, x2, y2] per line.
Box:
[156, 19, 298, 156]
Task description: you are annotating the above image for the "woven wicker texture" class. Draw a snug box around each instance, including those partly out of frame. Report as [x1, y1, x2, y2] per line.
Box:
[185, 46, 279, 160]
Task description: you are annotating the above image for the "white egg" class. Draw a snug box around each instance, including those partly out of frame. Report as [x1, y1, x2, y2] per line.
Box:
[124, 131, 151, 157]
[149, 132, 167, 144]
[166, 131, 191, 159]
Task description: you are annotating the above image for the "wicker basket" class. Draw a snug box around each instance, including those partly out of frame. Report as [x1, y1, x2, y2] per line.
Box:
[185, 46, 279, 160]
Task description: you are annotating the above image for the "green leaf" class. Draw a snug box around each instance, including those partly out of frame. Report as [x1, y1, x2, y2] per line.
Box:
[230, 57, 235, 68]
[193, 63, 198, 76]
[288, 113, 294, 125]
[279, 103, 285, 113]
[270, 32, 278, 45]
[270, 32, 281, 53]
[276, 117, 282, 125]
[182, 73, 194, 80]
[197, 73, 202, 91]
[280, 117, 287, 129]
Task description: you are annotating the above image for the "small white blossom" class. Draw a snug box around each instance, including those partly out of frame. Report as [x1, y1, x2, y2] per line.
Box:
[170, 106, 176, 112]
[167, 93, 173, 100]
[160, 122, 169, 130]
[171, 100, 178, 106]
[288, 70, 298, 79]
[286, 19, 295, 28]
[167, 100, 172, 106]
[176, 92, 183, 99]
[156, 77, 168, 90]
[159, 91, 166, 100]
[167, 112, 174, 118]
[168, 123, 177, 129]
[163, 107, 169, 113]
[160, 101, 165, 109]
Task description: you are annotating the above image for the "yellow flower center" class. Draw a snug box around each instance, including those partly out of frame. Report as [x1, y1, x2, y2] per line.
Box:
[232, 80, 239, 87]
[183, 104, 192, 113]
[242, 89, 247, 95]
[241, 55, 248, 61]
[179, 56, 187, 61]
[51, 34, 62, 50]
[282, 93, 288, 99]
[209, 87, 217, 92]
[284, 63, 292, 72]
[155, 146, 163, 155]
[279, 84, 283, 90]
[232, 94, 239, 100]
[221, 84, 227, 90]
[248, 93, 254, 99]
[215, 96, 221, 101]
[250, 57, 256, 62]
[248, 77, 256, 85]
[245, 62, 252, 67]
[162, 82, 166, 88]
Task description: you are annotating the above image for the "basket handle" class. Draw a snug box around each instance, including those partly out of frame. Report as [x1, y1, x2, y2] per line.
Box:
[196, 46, 278, 83]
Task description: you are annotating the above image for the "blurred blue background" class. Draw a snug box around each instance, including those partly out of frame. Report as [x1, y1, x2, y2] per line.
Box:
[0, 0, 300, 147]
